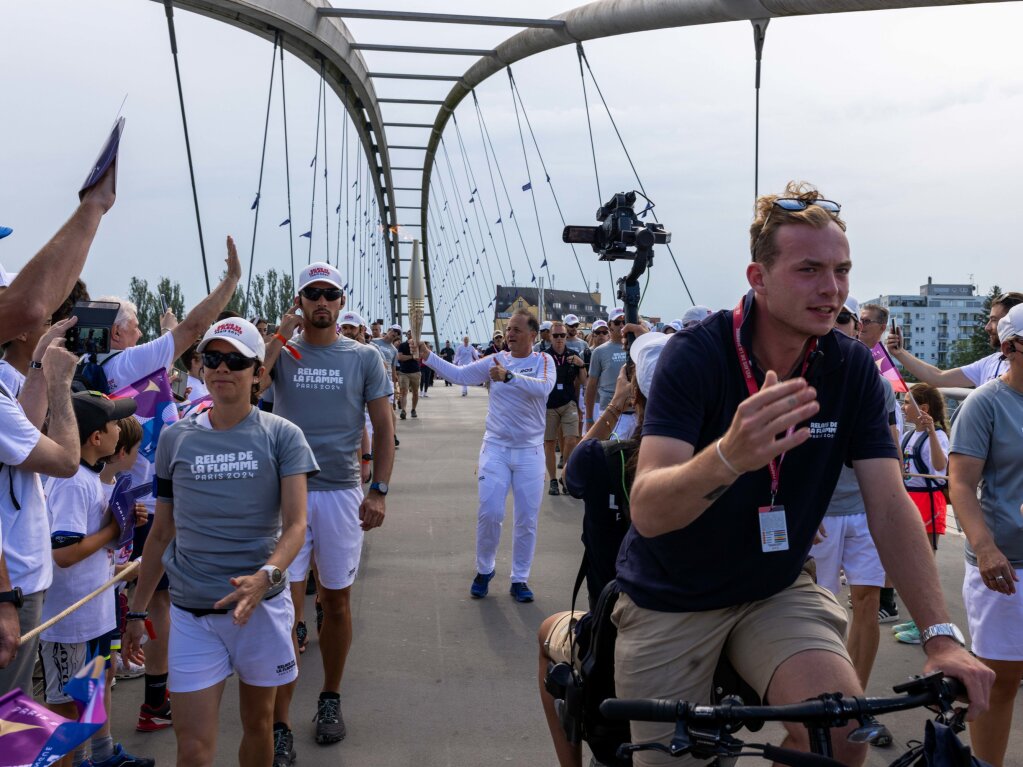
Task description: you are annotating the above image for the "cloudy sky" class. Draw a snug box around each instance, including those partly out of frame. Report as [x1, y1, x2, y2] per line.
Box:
[2, 1, 1020, 339]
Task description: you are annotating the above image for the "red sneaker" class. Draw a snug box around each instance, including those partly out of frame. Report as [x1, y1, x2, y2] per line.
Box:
[137, 698, 172, 732]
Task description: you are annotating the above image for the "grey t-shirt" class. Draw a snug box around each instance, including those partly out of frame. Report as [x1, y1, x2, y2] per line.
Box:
[370, 338, 398, 371]
[588, 341, 628, 408]
[155, 407, 318, 609]
[272, 335, 392, 490]
[566, 338, 587, 356]
[950, 379, 1023, 567]
[825, 376, 898, 517]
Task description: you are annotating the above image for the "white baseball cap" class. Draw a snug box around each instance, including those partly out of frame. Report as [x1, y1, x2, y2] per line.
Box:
[681, 306, 713, 328]
[591, 320, 608, 330]
[198, 317, 265, 362]
[340, 311, 364, 328]
[997, 303, 1023, 343]
[539, 321, 552, 332]
[608, 307, 625, 322]
[388, 324, 402, 333]
[297, 262, 344, 292]
[629, 331, 671, 398]
[668, 320, 684, 332]
[843, 296, 860, 319]
[563, 314, 580, 326]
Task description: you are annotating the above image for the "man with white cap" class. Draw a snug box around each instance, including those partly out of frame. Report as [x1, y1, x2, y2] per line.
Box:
[259, 262, 394, 761]
[370, 325, 401, 447]
[534, 321, 553, 353]
[562, 314, 587, 356]
[453, 336, 480, 397]
[948, 302, 1023, 766]
[681, 305, 714, 329]
[125, 317, 317, 767]
[585, 308, 628, 430]
[418, 310, 556, 602]
[662, 320, 683, 335]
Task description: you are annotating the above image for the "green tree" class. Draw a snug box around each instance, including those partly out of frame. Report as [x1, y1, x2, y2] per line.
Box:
[948, 284, 999, 368]
[262, 268, 295, 324]
[127, 277, 161, 343]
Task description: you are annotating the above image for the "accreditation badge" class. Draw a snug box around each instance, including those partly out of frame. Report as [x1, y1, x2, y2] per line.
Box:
[758, 505, 789, 552]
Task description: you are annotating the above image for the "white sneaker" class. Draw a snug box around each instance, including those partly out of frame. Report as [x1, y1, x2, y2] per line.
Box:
[115, 654, 145, 679]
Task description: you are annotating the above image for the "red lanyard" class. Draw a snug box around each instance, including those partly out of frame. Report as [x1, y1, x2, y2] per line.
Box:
[731, 299, 817, 503]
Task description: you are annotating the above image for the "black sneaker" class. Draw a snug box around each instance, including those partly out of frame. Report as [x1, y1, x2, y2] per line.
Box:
[548, 479, 560, 496]
[411, 409, 417, 418]
[305, 570, 317, 595]
[296, 621, 308, 654]
[273, 724, 296, 767]
[400, 409, 407, 420]
[313, 693, 346, 744]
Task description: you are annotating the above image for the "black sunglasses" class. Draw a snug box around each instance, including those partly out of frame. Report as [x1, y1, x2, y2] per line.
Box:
[300, 287, 343, 302]
[202, 350, 257, 371]
[773, 198, 841, 214]
[836, 311, 856, 325]
[551, 333, 567, 338]
[593, 329, 609, 335]
[610, 319, 625, 326]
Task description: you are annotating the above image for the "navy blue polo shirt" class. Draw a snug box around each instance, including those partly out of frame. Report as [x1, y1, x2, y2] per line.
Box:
[616, 293, 898, 612]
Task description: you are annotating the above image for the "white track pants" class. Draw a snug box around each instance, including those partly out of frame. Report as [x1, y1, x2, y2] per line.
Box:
[476, 441, 545, 582]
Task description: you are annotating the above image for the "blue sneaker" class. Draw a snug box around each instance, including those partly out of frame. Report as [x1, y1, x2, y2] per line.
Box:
[81, 743, 155, 767]
[510, 582, 534, 603]
[470, 571, 495, 598]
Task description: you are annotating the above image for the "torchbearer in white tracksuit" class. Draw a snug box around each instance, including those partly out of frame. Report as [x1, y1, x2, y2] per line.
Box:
[453, 336, 480, 396]
[420, 310, 556, 603]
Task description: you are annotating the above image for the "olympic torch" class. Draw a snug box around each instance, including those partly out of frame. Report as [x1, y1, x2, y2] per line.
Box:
[408, 238, 426, 350]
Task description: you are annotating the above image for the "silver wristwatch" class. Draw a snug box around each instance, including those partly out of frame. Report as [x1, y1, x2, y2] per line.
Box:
[920, 622, 965, 647]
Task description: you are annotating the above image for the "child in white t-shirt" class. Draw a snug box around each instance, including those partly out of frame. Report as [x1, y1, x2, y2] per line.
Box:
[40, 391, 152, 767]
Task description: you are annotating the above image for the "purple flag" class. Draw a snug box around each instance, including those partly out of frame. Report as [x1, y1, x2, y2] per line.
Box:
[108, 474, 153, 549]
[0, 656, 106, 767]
[870, 343, 909, 394]
[111, 369, 179, 464]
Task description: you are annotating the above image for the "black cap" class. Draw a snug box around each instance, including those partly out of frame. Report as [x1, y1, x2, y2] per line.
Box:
[72, 391, 137, 445]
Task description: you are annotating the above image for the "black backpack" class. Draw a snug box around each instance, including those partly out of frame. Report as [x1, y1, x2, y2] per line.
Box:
[72, 351, 121, 394]
[545, 440, 635, 767]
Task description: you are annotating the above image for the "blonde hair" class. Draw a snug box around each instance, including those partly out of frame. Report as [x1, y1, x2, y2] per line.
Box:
[750, 181, 847, 268]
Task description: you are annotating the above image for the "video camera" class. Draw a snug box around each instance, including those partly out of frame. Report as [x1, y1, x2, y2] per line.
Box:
[562, 191, 669, 261]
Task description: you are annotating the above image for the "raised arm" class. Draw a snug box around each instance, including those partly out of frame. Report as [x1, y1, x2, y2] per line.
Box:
[258, 301, 302, 393]
[169, 236, 243, 358]
[886, 326, 974, 388]
[18, 343, 81, 478]
[0, 166, 116, 344]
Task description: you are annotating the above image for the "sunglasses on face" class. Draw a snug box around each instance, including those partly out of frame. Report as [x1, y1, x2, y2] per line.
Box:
[551, 333, 567, 338]
[593, 329, 609, 335]
[610, 319, 625, 326]
[835, 311, 857, 325]
[202, 350, 257, 371]
[300, 287, 343, 302]
[858, 317, 883, 327]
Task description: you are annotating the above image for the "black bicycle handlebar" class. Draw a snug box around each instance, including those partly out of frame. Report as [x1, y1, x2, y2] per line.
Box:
[601, 674, 964, 727]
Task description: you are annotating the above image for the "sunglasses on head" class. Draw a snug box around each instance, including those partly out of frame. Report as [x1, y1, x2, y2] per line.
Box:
[773, 198, 841, 214]
[300, 287, 343, 302]
[202, 350, 257, 371]
[551, 333, 567, 338]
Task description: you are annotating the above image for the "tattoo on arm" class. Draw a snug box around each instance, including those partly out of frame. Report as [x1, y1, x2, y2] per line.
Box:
[704, 485, 730, 502]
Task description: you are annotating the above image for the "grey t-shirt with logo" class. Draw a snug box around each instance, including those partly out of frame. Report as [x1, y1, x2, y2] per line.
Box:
[272, 335, 392, 490]
[950, 379, 1023, 568]
[155, 407, 318, 609]
[370, 338, 398, 371]
[588, 340, 628, 408]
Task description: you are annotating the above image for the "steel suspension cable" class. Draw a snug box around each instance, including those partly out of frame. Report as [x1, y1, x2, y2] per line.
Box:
[306, 57, 325, 264]
[578, 44, 695, 305]
[162, 0, 210, 293]
[450, 113, 507, 286]
[244, 31, 279, 315]
[507, 67, 552, 287]
[278, 40, 297, 287]
[334, 84, 349, 271]
[432, 174, 489, 320]
[321, 74, 331, 264]
[470, 91, 517, 284]
[437, 138, 495, 304]
[429, 189, 488, 328]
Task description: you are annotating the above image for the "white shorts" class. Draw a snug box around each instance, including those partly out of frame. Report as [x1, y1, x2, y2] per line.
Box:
[288, 487, 365, 590]
[809, 513, 885, 596]
[963, 562, 1023, 661]
[168, 590, 297, 693]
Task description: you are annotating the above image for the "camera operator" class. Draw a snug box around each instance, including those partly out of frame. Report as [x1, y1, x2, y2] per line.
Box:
[612, 182, 993, 767]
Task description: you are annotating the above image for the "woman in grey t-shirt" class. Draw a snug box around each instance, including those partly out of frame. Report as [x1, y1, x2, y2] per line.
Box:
[949, 304, 1023, 767]
[125, 318, 318, 767]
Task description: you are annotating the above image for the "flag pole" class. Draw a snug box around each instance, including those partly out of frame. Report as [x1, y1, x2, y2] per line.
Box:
[20, 560, 141, 644]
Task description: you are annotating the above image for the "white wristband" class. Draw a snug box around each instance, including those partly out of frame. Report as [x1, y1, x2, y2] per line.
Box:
[715, 438, 741, 476]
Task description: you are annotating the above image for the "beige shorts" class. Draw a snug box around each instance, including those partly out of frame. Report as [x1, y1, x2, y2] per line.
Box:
[612, 571, 849, 766]
[398, 372, 421, 392]
[545, 402, 579, 441]
[543, 610, 587, 665]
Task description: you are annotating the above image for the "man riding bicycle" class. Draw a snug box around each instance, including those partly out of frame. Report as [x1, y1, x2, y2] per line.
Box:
[612, 182, 993, 766]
